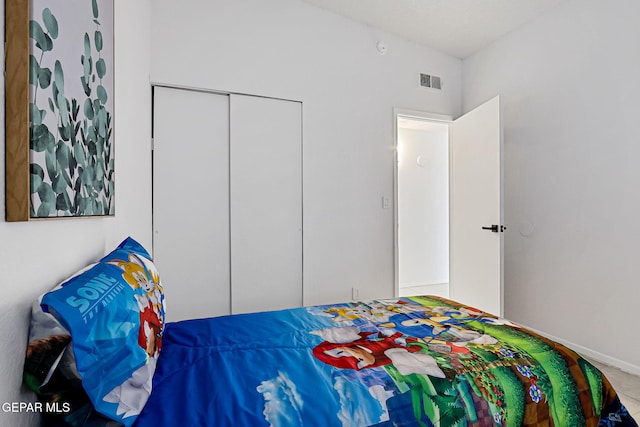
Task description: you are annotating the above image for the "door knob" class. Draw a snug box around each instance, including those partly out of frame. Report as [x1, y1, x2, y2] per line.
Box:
[482, 225, 506, 233]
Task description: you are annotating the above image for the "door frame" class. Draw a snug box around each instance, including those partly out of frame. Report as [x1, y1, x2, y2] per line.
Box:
[393, 108, 453, 298]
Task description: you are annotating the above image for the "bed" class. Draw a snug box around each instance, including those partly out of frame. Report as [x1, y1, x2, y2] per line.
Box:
[24, 238, 638, 427]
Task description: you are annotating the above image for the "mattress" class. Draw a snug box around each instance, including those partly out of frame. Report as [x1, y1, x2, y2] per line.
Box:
[134, 295, 637, 427]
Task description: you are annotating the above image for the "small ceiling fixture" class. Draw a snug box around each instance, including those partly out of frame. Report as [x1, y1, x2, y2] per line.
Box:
[376, 40, 387, 55]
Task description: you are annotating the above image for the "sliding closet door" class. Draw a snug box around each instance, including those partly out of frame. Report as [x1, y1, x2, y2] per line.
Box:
[230, 95, 303, 314]
[153, 87, 231, 322]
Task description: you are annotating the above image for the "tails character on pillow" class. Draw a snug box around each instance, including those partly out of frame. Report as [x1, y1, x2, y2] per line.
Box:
[108, 254, 164, 357]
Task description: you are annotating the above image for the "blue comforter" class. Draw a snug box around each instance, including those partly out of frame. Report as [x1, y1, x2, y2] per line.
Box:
[135, 296, 637, 426]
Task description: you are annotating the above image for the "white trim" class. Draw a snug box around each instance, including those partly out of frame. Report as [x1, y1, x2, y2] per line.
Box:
[395, 108, 453, 123]
[497, 96, 505, 316]
[151, 82, 301, 105]
[521, 323, 640, 376]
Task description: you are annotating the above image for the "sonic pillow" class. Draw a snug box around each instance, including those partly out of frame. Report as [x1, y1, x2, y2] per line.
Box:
[41, 237, 165, 427]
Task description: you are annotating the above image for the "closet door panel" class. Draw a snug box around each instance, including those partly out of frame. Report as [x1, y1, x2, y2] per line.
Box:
[230, 95, 302, 314]
[153, 87, 231, 321]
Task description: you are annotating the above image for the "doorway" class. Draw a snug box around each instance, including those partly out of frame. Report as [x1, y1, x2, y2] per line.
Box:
[393, 97, 504, 316]
[395, 112, 451, 299]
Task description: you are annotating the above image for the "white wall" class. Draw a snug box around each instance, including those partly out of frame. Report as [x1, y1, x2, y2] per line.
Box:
[463, 0, 640, 372]
[398, 124, 449, 287]
[0, 1, 152, 425]
[150, 0, 462, 305]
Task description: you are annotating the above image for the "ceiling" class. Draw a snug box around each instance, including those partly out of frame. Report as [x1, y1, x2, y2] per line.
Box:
[300, 0, 568, 59]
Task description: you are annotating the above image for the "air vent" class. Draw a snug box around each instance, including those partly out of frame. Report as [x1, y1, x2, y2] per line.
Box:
[419, 73, 442, 90]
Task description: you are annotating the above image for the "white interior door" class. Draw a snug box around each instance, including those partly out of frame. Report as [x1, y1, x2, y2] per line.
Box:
[153, 87, 231, 322]
[450, 95, 503, 315]
[229, 94, 303, 314]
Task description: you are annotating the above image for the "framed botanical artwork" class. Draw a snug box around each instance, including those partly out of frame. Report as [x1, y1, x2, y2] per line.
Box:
[5, 0, 114, 221]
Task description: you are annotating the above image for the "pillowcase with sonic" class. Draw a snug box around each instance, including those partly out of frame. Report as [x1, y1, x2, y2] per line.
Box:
[41, 237, 165, 427]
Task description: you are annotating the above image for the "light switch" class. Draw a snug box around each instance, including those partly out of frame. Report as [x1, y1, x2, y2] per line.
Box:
[382, 196, 390, 209]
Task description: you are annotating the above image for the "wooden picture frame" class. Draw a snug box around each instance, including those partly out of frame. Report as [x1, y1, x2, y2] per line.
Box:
[5, 0, 114, 221]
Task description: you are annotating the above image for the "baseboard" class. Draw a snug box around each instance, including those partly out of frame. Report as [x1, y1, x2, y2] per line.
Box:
[521, 324, 640, 377]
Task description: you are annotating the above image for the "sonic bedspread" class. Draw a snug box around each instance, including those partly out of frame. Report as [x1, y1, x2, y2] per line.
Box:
[134, 296, 637, 427]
